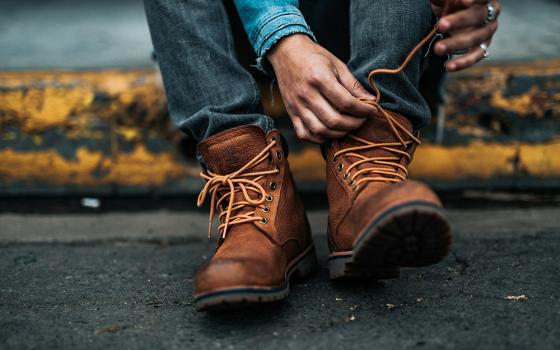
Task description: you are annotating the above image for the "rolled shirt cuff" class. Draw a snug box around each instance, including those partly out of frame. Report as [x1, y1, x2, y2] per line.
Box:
[251, 12, 316, 75]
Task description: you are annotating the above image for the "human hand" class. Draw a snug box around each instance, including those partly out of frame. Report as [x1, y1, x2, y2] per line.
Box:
[267, 34, 378, 143]
[432, 0, 500, 72]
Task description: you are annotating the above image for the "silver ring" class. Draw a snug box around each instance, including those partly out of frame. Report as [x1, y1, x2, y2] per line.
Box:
[484, 1, 498, 24]
[480, 43, 489, 59]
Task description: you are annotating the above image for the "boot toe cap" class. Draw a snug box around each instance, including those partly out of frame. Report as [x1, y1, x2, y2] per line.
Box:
[194, 257, 283, 296]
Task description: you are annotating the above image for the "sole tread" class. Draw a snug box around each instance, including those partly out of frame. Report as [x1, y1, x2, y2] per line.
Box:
[329, 202, 452, 279]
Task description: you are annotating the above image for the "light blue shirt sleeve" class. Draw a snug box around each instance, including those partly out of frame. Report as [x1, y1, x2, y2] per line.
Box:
[233, 0, 316, 73]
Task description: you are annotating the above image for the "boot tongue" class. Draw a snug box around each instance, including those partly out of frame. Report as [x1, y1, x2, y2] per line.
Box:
[197, 125, 270, 175]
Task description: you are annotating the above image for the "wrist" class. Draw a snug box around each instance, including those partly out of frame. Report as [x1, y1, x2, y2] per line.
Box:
[267, 33, 314, 67]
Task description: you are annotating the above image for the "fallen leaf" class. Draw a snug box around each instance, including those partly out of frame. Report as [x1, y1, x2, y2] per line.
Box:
[95, 324, 127, 335]
[505, 295, 528, 301]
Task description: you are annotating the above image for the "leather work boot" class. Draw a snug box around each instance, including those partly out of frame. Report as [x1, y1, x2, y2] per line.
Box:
[194, 125, 316, 311]
[324, 110, 452, 280]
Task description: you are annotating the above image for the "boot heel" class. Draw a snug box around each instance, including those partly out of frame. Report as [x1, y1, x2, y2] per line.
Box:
[292, 246, 318, 280]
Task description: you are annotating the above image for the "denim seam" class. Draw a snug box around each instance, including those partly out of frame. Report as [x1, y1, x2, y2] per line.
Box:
[224, 1, 262, 118]
[247, 73, 262, 116]
[221, 3, 236, 62]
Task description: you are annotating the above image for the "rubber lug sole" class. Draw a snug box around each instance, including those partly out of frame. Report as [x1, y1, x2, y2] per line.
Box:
[328, 201, 452, 280]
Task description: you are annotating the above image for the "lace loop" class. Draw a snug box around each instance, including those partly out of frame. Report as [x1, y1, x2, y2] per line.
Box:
[197, 139, 279, 239]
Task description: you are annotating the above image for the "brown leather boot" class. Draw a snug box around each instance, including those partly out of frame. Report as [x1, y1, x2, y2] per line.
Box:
[324, 110, 452, 280]
[193, 125, 316, 310]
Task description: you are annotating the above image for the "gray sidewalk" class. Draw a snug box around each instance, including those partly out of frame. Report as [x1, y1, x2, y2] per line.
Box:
[1, 208, 559, 349]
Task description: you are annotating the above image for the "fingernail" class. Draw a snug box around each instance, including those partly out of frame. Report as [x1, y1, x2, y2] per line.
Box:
[447, 63, 456, 71]
[437, 43, 446, 55]
[439, 20, 449, 32]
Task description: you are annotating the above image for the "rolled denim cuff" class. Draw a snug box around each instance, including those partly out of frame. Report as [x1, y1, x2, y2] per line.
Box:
[252, 13, 316, 75]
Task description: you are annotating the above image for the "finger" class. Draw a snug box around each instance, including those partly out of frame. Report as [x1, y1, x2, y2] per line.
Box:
[432, 0, 469, 9]
[333, 63, 376, 101]
[446, 42, 488, 72]
[291, 115, 325, 143]
[433, 0, 491, 17]
[435, 20, 498, 55]
[438, 4, 487, 33]
[299, 107, 347, 139]
[432, 5, 443, 17]
[306, 94, 366, 131]
[316, 78, 377, 119]
[432, 0, 471, 15]
[460, 0, 487, 6]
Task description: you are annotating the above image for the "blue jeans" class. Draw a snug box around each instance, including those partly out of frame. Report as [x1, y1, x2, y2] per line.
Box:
[144, 0, 435, 142]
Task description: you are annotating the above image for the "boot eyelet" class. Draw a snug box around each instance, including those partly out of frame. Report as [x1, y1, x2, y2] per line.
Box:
[337, 164, 344, 172]
[261, 206, 270, 213]
[343, 172, 350, 180]
[269, 181, 277, 190]
[276, 151, 282, 160]
[271, 137, 277, 143]
[349, 180, 355, 186]
[265, 194, 273, 202]
[259, 217, 268, 224]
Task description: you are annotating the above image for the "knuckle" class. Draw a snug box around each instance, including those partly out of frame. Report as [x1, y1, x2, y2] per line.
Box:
[294, 87, 310, 101]
[310, 125, 327, 136]
[284, 99, 296, 112]
[463, 35, 476, 47]
[307, 68, 324, 86]
[448, 40, 461, 51]
[353, 82, 367, 95]
[323, 117, 340, 129]
[447, 37, 463, 50]
[295, 128, 308, 140]
[340, 98, 354, 111]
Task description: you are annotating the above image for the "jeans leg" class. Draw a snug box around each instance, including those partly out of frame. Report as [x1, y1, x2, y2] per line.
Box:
[348, 0, 435, 129]
[143, 0, 273, 142]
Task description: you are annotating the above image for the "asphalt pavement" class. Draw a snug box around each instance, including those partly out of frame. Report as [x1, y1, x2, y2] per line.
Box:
[1, 207, 559, 349]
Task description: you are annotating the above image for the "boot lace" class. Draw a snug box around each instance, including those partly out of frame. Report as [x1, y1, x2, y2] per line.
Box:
[197, 139, 279, 239]
[333, 0, 450, 189]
